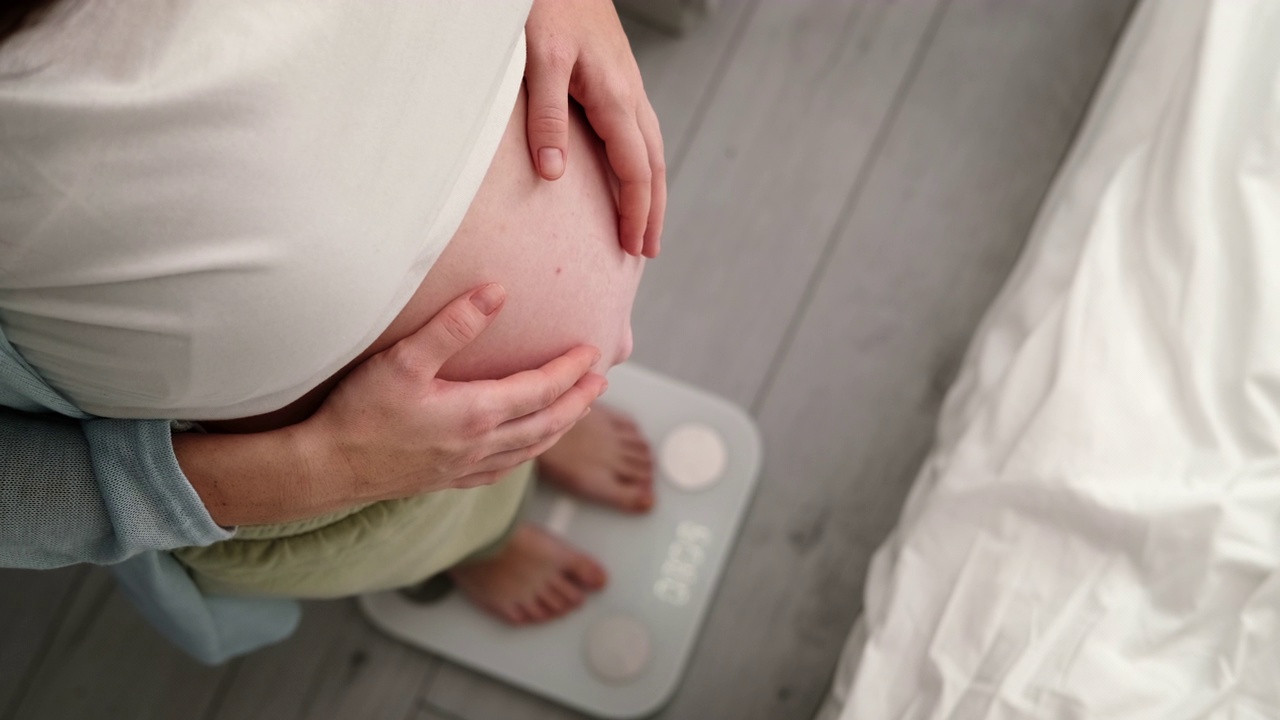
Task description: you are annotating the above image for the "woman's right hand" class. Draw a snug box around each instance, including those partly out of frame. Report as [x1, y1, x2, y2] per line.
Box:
[297, 282, 606, 507]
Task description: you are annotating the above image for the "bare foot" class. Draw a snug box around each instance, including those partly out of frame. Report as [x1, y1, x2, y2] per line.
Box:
[536, 404, 655, 512]
[447, 524, 607, 625]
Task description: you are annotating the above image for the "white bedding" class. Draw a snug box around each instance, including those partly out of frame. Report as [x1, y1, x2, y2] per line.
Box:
[822, 0, 1280, 717]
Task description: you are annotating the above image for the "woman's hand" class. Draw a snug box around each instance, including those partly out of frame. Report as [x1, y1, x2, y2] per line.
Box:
[300, 282, 606, 507]
[179, 283, 605, 527]
[524, 0, 666, 259]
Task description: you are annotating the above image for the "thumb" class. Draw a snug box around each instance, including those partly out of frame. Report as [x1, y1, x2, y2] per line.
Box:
[388, 283, 506, 378]
[526, 48, 573, 180]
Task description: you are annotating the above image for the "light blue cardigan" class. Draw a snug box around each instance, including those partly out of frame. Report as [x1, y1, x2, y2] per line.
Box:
[0, 325, 299, 664]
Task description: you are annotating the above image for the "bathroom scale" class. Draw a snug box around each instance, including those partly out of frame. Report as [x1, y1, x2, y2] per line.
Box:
[360, 362, 763, 719]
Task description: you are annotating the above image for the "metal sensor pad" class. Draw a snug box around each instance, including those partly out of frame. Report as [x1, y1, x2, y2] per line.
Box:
[660, 423, 728, 492]
[584, 614, 652, 683]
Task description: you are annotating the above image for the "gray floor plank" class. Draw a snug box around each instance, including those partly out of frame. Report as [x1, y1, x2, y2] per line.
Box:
[202, 602, 343, 720]
[207, 600, 437, 720]
[0, 567, 85, 720]
[405, 703, 466, 720]
[426, 664, 589, 720]
[628, 0, 947, 408]
[10, 569, 230, 720]
[623, 0, 756, 172]
[651, 1, 1137, 719]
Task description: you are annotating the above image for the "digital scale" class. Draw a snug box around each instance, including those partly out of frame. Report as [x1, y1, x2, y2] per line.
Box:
[360, 363, 763, 719]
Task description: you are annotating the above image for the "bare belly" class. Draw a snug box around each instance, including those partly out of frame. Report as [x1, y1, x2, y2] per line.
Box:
[205, 88, 644, 434]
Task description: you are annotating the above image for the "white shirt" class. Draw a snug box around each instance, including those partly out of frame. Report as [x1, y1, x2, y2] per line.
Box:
[0, 0, 530, 419]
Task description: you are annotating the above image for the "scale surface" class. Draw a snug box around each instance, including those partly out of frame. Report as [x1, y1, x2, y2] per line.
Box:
[360, 363, 762, 719]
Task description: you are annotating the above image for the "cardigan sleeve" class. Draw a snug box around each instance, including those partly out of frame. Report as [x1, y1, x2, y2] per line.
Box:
[0, 406, 234, 569]
[0, 324, 232, 569]
[0, 330, 293, 665]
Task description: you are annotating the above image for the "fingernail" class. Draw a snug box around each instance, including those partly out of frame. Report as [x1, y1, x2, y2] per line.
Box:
[470, 283, 505, 315]
[592, 349, 602, 365]
[598, 379, 609, 395]
[538, 147, 564, 179]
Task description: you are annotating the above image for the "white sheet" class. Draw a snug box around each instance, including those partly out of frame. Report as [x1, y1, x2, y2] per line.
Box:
[823, 0, 1280, 717]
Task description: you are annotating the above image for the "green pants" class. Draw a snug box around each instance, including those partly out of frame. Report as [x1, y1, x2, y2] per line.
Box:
[175, 462, 532, 599]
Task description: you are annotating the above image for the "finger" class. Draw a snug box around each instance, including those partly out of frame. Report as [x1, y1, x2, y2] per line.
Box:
[470, 426, 564, 478]
[639, 102, 666, 258]
[493, 346, 602, 421]
[494, 373, 603, 451]
[451, 469, 503, 489]
[380, 284, 505, 378]
[477, 401, 593, 476]
[585, 100, 651, 256]
[525, 43, 574, 180]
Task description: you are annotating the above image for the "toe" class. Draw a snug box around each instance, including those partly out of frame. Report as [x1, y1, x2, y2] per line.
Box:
[623, 468, 654, 488]
[613, 418, 651, 446]
[593, 474, 655, 513]
[539, 584, 570, 613]
[623, 436, 652, 454]
[623, 473, 655, 493]
[622, 448, 653, 468]
[621, 456, 654, 481]
[567, 556, 608, 590]
[536, 595, 565, 619]
[610, 413, 640, 433]
[500, 603, 525, 625]
[629, 486, 655, 512]
[549, 576, 585, 608]
[520, 597, 549, 623]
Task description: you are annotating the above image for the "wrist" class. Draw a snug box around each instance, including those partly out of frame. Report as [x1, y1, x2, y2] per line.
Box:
[175, 423, 338, 527]
[288, 416, 359, 515]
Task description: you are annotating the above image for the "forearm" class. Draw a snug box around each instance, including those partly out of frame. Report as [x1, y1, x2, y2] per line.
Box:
[173, 424, 351, 527]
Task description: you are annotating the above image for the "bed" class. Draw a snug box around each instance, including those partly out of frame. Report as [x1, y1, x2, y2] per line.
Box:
[819, 0, 1280, 717]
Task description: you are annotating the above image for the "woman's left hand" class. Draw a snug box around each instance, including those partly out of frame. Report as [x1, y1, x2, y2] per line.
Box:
[524, 0, 666, 259]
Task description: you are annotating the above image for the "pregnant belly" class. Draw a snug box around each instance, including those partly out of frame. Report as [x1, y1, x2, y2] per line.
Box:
[206, 87, 644, 434]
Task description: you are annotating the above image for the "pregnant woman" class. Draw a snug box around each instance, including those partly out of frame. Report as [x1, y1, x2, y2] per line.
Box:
[0, 0, 666, 660]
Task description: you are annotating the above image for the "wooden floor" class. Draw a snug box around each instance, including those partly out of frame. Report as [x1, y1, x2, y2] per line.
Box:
[0, 1, 1137, 719]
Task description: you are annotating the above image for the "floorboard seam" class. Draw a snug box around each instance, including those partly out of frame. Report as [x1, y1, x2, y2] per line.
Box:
[61, 571, 116, 654]
[197, 658, 243, 720]
[748, 0, 953, 415]
[997, 0, 1143, 288]
[666, 0, 761, 183]
[401, 654, 445, 720]
[0, 567, 89, 720]
[420, 698, 471, 720]
[293, 637, 340, 720]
